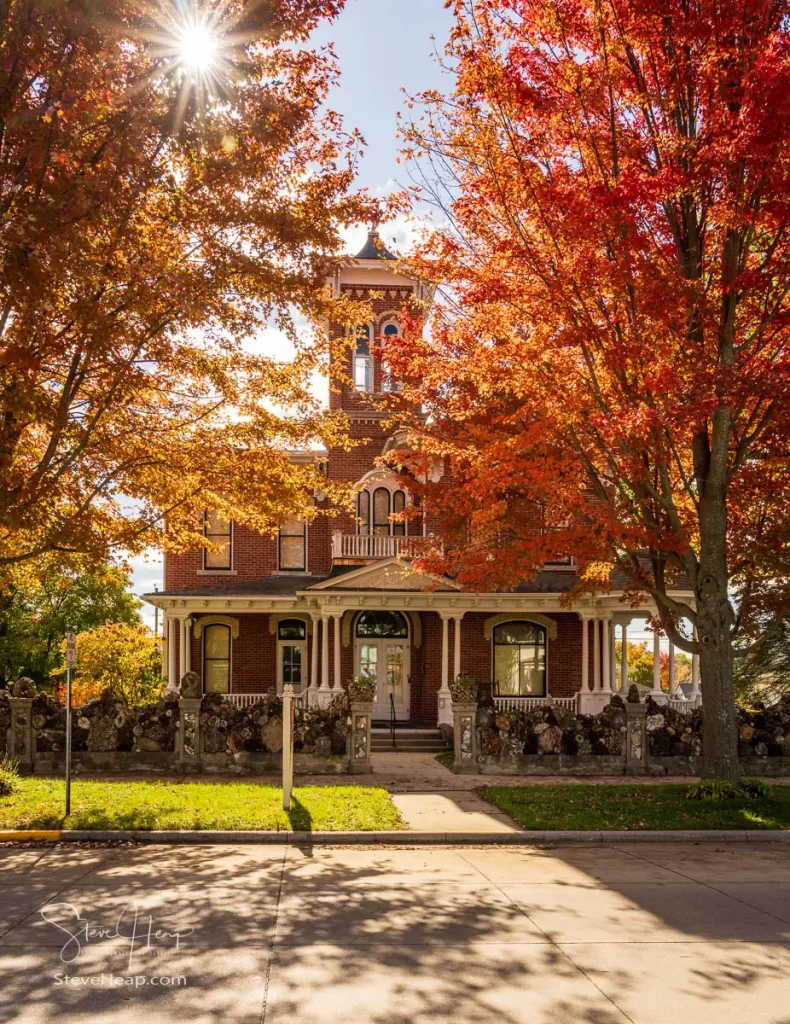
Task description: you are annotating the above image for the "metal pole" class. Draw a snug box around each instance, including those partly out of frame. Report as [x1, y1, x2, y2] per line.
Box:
[65, 631, 75, 819]
[282, 684, 294, 811]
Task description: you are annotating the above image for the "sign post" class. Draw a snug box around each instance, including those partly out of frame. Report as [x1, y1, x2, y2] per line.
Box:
[282, 684, 294, 811]
[65, 631, 76, 818]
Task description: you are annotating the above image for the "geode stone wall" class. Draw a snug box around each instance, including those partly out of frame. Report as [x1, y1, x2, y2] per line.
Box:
[472, 693, 790, 774]
[2, 688, 350, 773]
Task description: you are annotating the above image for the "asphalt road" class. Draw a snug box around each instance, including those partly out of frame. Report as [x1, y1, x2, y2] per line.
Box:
[1, 840, 790, 1024]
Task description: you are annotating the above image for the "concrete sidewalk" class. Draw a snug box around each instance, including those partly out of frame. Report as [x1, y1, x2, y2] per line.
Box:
[2, 840, 790, 1023]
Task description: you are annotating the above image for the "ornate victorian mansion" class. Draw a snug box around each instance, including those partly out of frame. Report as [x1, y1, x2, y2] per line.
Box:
[144, 232, 699, 729]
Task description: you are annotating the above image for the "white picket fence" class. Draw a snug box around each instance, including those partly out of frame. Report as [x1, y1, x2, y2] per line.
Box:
[493, 696, 578, 713]
[224, 692, 305, 709]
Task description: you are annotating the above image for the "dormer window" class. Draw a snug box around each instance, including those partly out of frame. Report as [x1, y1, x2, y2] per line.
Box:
[353, 325, 373, 393]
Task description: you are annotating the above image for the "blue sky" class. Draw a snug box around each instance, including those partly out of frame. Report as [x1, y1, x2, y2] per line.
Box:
[132, 1, 456, 621]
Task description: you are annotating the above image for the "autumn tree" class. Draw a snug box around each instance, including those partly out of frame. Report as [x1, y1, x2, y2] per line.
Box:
[0, 0, 371, 569]
[0, 558, 140, 687]
[391, 0, 790, 779]
[62, 621, 161, 706]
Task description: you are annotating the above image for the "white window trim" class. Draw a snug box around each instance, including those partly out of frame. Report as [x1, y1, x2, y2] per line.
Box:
[203, 515, 234, 572]
[491, 620, 549, 698]
[203, 622, 232, 695]
[351, 323, 374, 394]
[354, 470, 415, 537]
[277, 518, 309, 574]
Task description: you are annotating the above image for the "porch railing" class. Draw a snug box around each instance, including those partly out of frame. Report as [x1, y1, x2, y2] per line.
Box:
[493, 696, 578, 713]
[225, 692, 305, 709]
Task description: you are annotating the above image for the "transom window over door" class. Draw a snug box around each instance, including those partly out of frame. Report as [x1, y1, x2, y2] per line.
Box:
[493, 621, 546, 697]
[204, 624, 231, 693]
[279, 517, 306, 572]
[203, 511, 232, 570]
[277, 619, 307, 693]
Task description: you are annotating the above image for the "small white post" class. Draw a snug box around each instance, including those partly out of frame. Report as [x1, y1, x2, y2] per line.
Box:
[65, 631, 76, 818]
[184, 618, 192, 674]
[620, 623, 628, 693]
[580, 617, 589, 692]
[167, 616, 178, 684]
[179, 617, 187, 681]
[593, 618, 601, 691]
[282, 683, 294, 811]
[437, 614, 452, 726]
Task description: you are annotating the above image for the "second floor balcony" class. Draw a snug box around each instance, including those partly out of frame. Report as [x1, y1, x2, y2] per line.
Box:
[331, 532, 435, 562]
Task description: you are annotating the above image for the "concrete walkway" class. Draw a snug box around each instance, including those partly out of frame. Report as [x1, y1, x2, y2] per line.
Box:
[2, 840, 790, 1023]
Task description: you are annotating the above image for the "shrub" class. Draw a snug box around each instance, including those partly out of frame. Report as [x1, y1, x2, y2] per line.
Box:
[348, 676, 376, 703]
[685, 777, 771, 801]
[0, 758, 19, 797]
[449, 675, 479, 703]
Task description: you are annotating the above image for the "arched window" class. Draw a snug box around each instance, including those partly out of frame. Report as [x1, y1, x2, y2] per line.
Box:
[358, 490, 371, 533]
[204, 624, 231, 694]
[392, 489, 406, 536]
[493, 621, 546, 697]
[355, 611, 409, 638]
[353, 324, 373, 393]
[381, 322, 401, 393]
[373, 487, 391, 536]
[277, 619, 307, 692]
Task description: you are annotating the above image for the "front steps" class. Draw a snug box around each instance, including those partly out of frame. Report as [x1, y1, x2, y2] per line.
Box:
[371, 726, 451, 754]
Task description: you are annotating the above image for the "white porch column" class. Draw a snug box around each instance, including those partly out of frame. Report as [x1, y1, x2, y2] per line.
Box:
[437, 614, 452, 727]
[162, 616, 170, 682]
[178, 617, 187, 683]
[668, 642, 677, 697]
[319, 615, 331, 691]
[452, 614, 463, 682]
[332, 613, 343, 691]
[309, 615, 320, 701]
[593, 618, 601, 691]
[183, 618, 192, 674]
[620, 623, 628, 693]
[580, 617, 589, 692]
[601, 619, 612, 695]
[168, 616, 179, 684]
[651, 630, 666, 702]
[691, 649, 701, 704]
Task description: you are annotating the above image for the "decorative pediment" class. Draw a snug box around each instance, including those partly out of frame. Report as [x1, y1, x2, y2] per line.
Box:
[309, 557, 459, 593]
[192, 614, 240, 638]
[483, 613, 558, 641]
[267, 613, 313, 636]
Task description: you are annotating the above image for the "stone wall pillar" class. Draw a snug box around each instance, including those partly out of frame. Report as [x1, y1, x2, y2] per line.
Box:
[177, 698, 202, 771]
[349, 701, 373, 774]
[452, 701, 478, 774]
[625, 701, 648, 775]
[8, 698, 34, 772]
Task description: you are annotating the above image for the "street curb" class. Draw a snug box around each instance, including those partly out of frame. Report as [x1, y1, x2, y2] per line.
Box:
[1, 829, 789, 845]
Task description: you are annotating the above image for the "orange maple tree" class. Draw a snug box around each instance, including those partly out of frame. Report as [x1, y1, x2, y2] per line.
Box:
[389, 0, 790, 778]
[0, 0, 372, 568]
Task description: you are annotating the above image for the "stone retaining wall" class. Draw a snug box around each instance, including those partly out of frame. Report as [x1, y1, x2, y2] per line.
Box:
[458, 693, 790, 776]
[1, 684, 365, 775]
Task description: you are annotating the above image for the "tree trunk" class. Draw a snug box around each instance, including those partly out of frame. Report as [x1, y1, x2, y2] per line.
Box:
[697, 489, 739, 781]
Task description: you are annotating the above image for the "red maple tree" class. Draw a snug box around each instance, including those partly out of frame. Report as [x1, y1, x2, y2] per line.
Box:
[389, 0, 790, 778]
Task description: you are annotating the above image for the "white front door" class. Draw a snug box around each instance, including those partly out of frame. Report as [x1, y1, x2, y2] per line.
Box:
[357, 639, 410, 719]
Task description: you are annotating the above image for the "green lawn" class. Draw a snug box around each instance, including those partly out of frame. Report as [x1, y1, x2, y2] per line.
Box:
[477, 783, 790, 831]
[0, 779, 405, 832]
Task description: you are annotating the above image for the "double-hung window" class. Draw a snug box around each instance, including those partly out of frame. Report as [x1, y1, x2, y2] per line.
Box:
[278, 517, 306, 572]
[203, 512, 232, 570]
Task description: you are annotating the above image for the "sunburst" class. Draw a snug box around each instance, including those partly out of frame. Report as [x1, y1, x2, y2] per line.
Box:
[129, 1, 259, 130]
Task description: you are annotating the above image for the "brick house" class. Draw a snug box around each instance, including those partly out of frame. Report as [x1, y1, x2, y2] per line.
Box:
[143, 231, 699, 727]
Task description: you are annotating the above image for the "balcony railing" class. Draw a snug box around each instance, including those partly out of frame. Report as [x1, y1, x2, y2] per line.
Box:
[331, 533, 433, 560]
